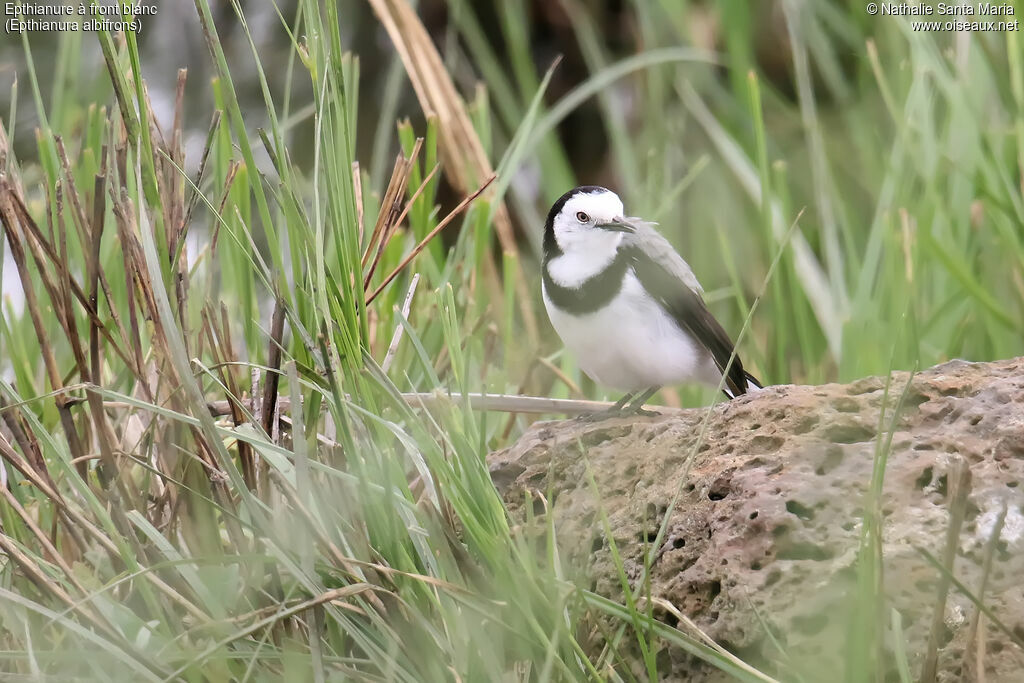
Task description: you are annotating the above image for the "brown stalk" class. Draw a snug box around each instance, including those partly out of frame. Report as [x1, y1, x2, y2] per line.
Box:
[0, 433, 87, 561]
[90, 136, 141, 391]
[110, 189, 151, 395]
[56, 136, 141, 403]
[81, 169, 126, 491]
[51, 181, 90, 383]
[0, 396, 51, 488]
[54, 138, 92, 249]
[0, 185, 87, 473]
[200, 304, 257, 491]
[365, 0, 538, 342]
[360, 153, 404, 273]
[4, 185, 133, 369]
[364, 161, 440, 294]
[169, 69, 188, 253]
[210, 160, 241, 254]
[367, 174, 496, 305]
[361, 141, 422, 282]
[260, 297, 287, 441]
[0, 486, 89, 596]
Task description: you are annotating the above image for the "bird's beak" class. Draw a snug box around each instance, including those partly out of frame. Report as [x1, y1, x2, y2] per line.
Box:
[595, 216, 636, 233]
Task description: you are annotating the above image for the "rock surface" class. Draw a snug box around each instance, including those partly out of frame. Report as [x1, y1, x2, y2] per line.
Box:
[489, 358, 1024, 681]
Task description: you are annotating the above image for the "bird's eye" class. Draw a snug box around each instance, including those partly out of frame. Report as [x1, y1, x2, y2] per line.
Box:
[575, 211, 590, 223]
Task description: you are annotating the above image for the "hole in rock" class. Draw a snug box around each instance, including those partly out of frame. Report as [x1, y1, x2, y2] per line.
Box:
[531, 498, 546, 517]
[915, 466, 934, 490]
[904, 391, 931, 408]
[659, 610, 679, 629]
[645, 502, 665, 519]
[785, 500, 815, 521]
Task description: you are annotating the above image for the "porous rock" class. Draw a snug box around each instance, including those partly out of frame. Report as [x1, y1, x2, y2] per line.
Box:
[489, 358, 1024, 681]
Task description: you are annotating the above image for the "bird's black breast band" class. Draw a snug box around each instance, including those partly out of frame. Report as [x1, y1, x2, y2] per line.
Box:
[541, 251, 630, 315]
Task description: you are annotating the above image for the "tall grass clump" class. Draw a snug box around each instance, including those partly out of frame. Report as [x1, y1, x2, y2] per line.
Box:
[1, 0, 1022, 680]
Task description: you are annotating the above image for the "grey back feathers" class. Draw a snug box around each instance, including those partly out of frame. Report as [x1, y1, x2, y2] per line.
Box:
[621, 220, 704, 295]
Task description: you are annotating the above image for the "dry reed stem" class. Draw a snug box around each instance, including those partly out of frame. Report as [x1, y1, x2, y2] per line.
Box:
[365, 0, 539, 342]
[367, 174, 496, 305]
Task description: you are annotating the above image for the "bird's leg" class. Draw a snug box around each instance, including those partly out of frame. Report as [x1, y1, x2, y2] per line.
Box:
[611, 392, 636, 412]
[623, 386, 661, 417]
[579, 391, 635, 421]
[579, 388, 662, 421]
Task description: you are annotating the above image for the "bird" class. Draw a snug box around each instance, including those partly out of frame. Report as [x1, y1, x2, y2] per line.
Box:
[541, 186, 761, 417]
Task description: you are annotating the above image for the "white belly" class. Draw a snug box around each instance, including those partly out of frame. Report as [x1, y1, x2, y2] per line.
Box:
[543, 272, 722, 392]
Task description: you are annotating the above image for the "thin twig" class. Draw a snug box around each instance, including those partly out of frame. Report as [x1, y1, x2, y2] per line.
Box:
[106, 392, 673, 418]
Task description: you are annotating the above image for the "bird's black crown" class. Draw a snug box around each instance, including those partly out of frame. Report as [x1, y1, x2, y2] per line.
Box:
[543, 185, 610, 258]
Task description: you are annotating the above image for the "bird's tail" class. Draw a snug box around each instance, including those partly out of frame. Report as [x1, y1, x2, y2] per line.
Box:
[722, 371, 764, 400]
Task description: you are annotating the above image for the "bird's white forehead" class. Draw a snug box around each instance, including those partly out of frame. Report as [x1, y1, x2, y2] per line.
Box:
[560, 190, 624, 222]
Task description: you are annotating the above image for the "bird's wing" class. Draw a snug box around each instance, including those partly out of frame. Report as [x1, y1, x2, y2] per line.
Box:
[623, 220, 705, 295]
[622, 231, 751, 397]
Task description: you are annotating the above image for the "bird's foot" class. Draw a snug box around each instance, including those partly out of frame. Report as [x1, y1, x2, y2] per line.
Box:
[577, 408, 621, 422]
[577, 405, 660, 422]
[576, 388, 662, 421]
